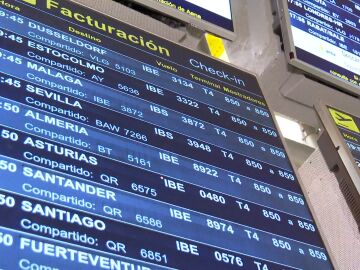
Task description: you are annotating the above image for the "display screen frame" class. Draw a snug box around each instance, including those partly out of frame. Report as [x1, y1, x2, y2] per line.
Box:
[126, 0, 237, 40]
[0, 0, 336, 268]
[315, 101, 360, 209]
[277, 0, 360, 96]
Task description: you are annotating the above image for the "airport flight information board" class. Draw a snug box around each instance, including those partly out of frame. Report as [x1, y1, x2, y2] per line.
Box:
[328, 106, 360, 168]
[284, 0, 360, 94]
[0, 0, 333, 269]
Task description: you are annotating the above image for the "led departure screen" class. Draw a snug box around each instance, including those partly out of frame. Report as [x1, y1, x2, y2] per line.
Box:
[328, 106, 360, 168]
[0, 0, 333, 269]
[286, 0, 360, 91]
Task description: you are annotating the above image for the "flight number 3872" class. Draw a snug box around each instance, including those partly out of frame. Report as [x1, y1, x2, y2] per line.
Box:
[120, 105, 143, 118]
[181, 116, 205, 130]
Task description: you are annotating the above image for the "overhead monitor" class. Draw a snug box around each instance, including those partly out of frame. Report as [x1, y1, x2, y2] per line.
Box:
[278, 0, 360, 95]
[128, 0, 236, 40]
[0, 0, 334, 268]
[316, 102, 360, 224]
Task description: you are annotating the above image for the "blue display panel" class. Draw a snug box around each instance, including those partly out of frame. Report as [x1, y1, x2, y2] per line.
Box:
[286, 0, 360, 91]
[0, 0, 333, 269]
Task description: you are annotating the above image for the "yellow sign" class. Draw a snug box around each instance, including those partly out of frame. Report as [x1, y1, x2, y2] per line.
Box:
[22, 0, 37, 5]
[205, 33, 226, 59]
[329, 108, 360, 133]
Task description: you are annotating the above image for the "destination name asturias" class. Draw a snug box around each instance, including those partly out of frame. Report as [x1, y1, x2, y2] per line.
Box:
[23, 136, 97, 165]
